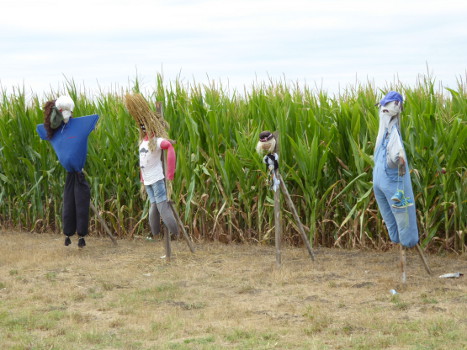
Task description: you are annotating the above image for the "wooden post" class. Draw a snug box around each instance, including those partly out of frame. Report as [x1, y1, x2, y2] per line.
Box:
[400, 245, 407, 284]
[156, 101, 195, 256]
[82, 169, 117, 245]
[163, 230, 172, 261]
[169, 201, 195, 253]
[274, 169, 282, 267]
[415, 244, 432, 275]
[89, 202, 118, 245]
[278, 172, 315, 261]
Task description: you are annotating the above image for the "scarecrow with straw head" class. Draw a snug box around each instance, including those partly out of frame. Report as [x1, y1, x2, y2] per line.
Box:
[124, 93, 179, 241]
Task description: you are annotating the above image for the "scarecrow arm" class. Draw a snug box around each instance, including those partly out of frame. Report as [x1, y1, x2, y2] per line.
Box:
[160, 140, 176, 180]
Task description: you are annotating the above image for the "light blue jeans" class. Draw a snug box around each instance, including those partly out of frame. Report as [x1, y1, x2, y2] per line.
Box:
[145, 179, 167, 204]
[373, 134, 419, 248]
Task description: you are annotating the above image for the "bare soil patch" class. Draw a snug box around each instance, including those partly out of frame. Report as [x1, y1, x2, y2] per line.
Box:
[0, 230, 466, 349]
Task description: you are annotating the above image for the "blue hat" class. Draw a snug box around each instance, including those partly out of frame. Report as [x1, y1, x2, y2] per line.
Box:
[379, 91, 403, 107]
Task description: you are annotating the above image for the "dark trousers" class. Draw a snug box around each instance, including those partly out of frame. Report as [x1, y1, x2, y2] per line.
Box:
[62, 172, 91, 237]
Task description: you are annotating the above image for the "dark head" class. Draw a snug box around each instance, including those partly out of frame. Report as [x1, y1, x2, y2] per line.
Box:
[259, 131, 273, 142]
[256, 130, 277, 154]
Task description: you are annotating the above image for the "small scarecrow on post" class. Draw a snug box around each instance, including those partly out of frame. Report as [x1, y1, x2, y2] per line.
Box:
[256, 131, 315, 266]
[124, 94, 194, 260]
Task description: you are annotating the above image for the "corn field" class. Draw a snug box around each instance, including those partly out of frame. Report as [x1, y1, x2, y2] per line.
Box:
[0, 75, 466, 253]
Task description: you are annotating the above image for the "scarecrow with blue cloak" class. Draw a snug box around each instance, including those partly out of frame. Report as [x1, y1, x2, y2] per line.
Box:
[36, 96, 98, 248]
[373, 91, 431, 282]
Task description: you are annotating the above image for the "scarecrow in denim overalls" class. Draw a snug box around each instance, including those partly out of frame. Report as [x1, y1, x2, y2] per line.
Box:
[373, 91, 418, 248]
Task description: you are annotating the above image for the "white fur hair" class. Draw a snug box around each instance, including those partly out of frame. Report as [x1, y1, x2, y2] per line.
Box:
[55, 95, 74, 123]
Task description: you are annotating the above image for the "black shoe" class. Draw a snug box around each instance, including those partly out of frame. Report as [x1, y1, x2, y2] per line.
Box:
[78, 237, 86, 248]
[64, 237, 71, 246]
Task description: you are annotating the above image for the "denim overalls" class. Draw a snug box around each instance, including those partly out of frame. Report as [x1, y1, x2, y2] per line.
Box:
[373, 125, 419, 248]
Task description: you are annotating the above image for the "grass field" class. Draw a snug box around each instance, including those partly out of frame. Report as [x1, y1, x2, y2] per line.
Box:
[0, 230, 466, 349]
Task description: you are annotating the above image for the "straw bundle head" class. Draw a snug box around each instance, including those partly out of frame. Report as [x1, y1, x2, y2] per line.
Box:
[124, 93, 169, 142]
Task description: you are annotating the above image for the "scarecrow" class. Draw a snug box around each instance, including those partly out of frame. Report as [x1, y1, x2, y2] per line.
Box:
[373, 91, 433, 282]
[256, 130, 315, 264]
[256, 131, 280, 191]
[124, 94, 179, 243]
[373, 91, 418, 248]
[36, 96, 99, 247]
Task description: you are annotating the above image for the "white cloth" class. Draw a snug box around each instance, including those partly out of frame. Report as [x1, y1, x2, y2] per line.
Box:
[386, 126, 405, 168]
[375, 101, 405, 168]
[139, 137, 164, 185]
[55, 95, 74, 123]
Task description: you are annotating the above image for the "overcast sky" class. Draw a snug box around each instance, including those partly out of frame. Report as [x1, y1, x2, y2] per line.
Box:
[1, 0, 466, 99]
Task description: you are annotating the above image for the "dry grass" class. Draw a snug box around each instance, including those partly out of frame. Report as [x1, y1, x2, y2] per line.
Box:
[0, 230, 466, 350]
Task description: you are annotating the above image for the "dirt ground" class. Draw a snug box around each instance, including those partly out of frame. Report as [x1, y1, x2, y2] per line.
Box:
[0, 230, 466, 349]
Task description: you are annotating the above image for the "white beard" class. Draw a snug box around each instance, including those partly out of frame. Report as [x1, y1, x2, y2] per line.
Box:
[62, 110, 72, 123]
[256, 138, 276, 155]
[375, 101, 401, 152]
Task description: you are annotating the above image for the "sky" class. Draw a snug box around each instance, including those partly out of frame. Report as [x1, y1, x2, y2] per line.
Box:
[1, 0, 466, 99]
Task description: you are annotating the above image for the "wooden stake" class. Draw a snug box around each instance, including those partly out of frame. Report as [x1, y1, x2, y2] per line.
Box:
[415, 244, 432, 275]
[89, 202, 117, 245]
[82, 170, 117, 245]
[163, 229, 172, 262]
[278, 172, 315, 261]
[168, 201, 196, 253]
[274, 169, 282, 267]
[157, 101, 195, 255]
[400, 245, 407, 284]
